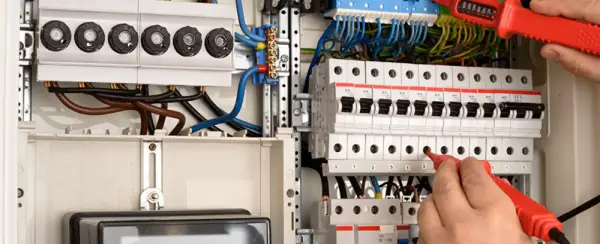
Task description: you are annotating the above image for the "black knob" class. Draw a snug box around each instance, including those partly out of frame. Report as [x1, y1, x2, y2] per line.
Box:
[173, 26, 202, 57]
[108, 23, 138, 54]
[40, 20, 71, 52]
[74, 22, 105, 53]
[141, 25, 170, 56]
[205, 28, 234, 58]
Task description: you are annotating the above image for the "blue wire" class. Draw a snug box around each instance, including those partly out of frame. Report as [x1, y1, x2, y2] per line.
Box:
[235, 0, 264, 42]
[372, 19, 397, 58]
[211, 0, 217, 3]
[342, 16, 363, 53]
[339, 16, 347, 42]
[190, 66, 258, 133]
[419, 22, 429, 44]
[344, 17, 355, 46]
[408, 24, 416, 45]
[392, 19, 401, 44]
[304, 22, 337, 93]
[234, 32, 258, 49]
[400, 21, 406, 40]
[212, 106, 262, 132]
[368, 18, 382, 44]
[370, 176, 381, 194]
[333, 16, 340, 39]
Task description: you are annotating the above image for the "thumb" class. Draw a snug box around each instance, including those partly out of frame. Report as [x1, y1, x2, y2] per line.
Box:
[541, 44, 600, 83]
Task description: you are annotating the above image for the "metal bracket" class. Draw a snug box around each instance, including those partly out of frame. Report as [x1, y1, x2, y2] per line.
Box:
[140, 141, 164, 210]
[293, 93, 311, 132]
[296, 229, 314, 244]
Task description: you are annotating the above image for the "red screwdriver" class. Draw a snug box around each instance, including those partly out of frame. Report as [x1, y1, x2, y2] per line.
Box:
[424, 149, 570, 243]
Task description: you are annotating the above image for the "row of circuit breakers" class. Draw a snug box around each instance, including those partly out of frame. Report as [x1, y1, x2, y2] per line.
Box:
[309, 59, 545, 163]
[41, 20, 233, 58]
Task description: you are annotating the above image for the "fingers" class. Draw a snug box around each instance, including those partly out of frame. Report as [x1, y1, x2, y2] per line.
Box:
[530, 0, 600, 25]
[459, 157, 508, 209]
[417, 196, 444, 229]
[432, 160, 472, 224]
[541, 44, 600, 83]
[417, 197, 446, 244]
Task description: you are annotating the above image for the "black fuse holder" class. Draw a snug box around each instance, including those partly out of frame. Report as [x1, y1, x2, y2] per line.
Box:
[396, 100, 410, 115]
[74, 22, 105, 53]
[141, 25, 170, 56]
[173, 26, 203, 57]
[108, 24, 138, 54]
[431, 101, 445, 117]
[41, 20, 71, 52]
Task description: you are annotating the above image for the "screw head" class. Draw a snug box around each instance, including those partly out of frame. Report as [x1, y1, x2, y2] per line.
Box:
[280, 55, 289, 62]
[150, 192, 159, 200]
[293, 109, 301, 116]
[149, 143, 157, 151]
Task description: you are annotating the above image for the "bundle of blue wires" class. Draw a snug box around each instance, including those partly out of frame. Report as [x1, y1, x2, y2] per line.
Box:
[190, 66, 258, 133]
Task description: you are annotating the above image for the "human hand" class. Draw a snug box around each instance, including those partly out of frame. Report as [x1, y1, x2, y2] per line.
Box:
[416, 157, 532, 244]
[530, 0, 600, 82]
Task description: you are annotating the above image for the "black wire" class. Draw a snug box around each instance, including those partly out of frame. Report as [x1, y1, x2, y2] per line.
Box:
[202, 91, 261, 137]
[335, 177, 348, 199]
[173, 89, 221, 132]
[92, 89, 175, 102]
[385, 176, 395, 197]
[549, 228, 571, 244]
[47, 87, 140, 95]
[348, 176, 364, 197]
[557, 194, 600, 223]
[156, 86, 204, 103]
[142, 85, 156, 135]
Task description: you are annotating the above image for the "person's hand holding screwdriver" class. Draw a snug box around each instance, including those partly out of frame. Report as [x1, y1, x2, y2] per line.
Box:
[417, 158, 533, 244]
[530, 0, 600, 82]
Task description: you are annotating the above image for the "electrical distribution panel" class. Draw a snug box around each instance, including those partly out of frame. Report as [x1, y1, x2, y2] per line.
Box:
[36, 0, 237, 86]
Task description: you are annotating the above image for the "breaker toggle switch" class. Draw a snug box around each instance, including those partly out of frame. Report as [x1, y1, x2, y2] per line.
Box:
[377, 99, 393, 115]
[482, 103, 497, 118]
[359, 98, 374, 114]
[499, 102, 546, 119]
[396, 100, 410, 115]
[448, 102, 462, 117]
[431, 101, 445, 117]
[465, 102, 480, 118]
[340, 97, 355, 113]
[413, 100, 428, 116]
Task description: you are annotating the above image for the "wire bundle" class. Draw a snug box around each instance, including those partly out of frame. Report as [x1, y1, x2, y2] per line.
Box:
[46, 82, 261, 136]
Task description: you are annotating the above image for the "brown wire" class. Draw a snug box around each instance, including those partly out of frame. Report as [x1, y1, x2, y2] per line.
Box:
[156, 103, 168, 130]
[55, 93, 126, 115]
[94, 96, 149, 135]
[134, 102, 185, 135]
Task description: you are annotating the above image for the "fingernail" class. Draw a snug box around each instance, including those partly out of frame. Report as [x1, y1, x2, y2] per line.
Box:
[541, 47, 560, 60]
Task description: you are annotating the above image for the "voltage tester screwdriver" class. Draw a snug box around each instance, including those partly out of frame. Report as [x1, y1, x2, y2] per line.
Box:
[433, 0, 600, 56]
[424, 149, 570, 244]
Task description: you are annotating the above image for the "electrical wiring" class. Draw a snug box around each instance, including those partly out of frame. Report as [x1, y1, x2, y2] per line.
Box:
[92, 89, 175, 102]
[155, 86, 204, 103]
[202, 91, 262, 136]
[347, 176, 364, 198]
[156, 103, 168, 130]
[141, 85, 156, 135]
[173, 89, 222, 132]
[335, 176, 348, 199]
[369, 176, 382, 199]
[189, 66, 258, 133]
[557, 194, 599, 223]
[235, 32, 258, 49]
[93, 94, 150, 135]
[235, 0, 264, 42]
[135, 101, 185, 135]
[385, 176, 395, 197]
[304, 22, 336, 93]
[47, 87, 141, 95]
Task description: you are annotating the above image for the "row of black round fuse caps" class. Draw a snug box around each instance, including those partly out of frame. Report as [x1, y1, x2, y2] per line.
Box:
[41, 20, 234, 58]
